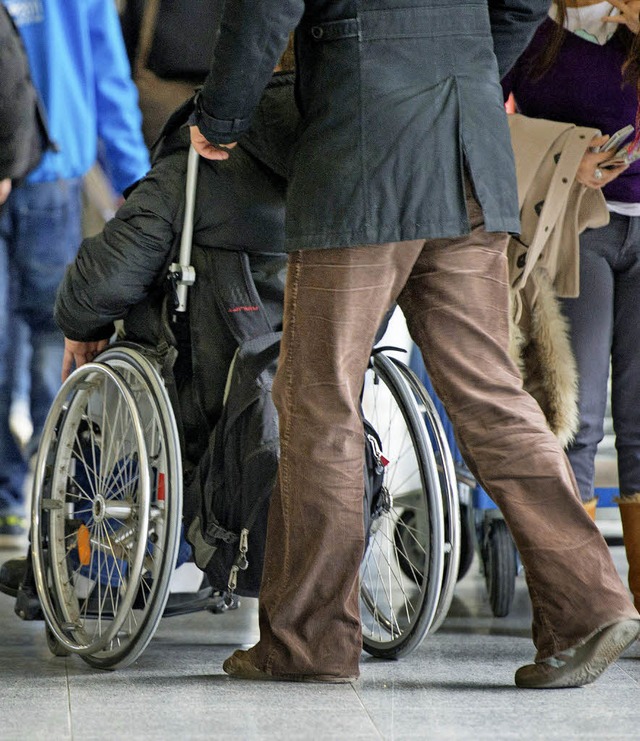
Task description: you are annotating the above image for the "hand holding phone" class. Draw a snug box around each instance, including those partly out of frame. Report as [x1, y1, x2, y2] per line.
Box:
[595, 125, 637, 169]
[600, 124, 634, 153]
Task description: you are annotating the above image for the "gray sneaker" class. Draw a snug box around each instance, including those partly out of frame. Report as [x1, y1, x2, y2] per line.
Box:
[515, 619, 640, 689]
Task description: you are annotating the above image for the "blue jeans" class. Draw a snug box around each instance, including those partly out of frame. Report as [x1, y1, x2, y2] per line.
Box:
[10, 317, 32, 408]
[561, 213, 640, 502]
[0, 179, 82, 512]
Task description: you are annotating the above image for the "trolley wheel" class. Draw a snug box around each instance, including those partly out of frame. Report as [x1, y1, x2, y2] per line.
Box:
[483, 519, 516, 618]
[45, 623, 71, 657]
[359, 352, 459, 658]
[31, 345, 182, 670]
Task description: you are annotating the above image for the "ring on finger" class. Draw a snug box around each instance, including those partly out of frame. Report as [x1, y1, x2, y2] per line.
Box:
[594, 167, 604, 180]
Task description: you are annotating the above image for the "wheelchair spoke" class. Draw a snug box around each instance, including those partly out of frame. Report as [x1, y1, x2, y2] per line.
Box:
[32, 350, 182, 668]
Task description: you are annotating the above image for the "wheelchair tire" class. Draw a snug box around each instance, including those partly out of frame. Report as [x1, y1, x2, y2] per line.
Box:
[359, 352, 459, 658]
[31, 347, 182, 670]
[389, 359, 460, 635]
[483, 519, 516, 618]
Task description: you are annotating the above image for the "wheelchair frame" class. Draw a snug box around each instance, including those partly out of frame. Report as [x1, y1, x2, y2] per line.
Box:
[29, 147, 461, 669]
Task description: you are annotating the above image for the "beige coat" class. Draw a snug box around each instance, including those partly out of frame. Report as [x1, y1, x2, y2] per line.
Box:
[507, 114, 609, 446]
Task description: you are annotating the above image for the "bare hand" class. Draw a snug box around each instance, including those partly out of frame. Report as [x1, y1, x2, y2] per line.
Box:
[189, 125, 237, 161]
[575, 134, 629, 189]
[62, 338, 109, 382]
[0, 178, 11, 205]
[602, 0, 640, 34]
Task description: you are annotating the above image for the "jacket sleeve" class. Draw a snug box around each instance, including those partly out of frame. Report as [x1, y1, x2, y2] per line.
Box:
[488, 0, 550, 80]
[87, 0, 150, 193]
[194, 0, 304, 144]
[500, 52, 525, 102]
[54, 154, 184, 341]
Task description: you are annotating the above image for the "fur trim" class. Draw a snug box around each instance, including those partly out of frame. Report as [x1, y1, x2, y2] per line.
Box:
[509, 268, 579, 447]
[617, 493, 640, 504]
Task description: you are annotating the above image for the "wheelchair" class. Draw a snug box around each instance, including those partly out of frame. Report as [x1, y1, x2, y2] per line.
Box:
[28, 149, 461, 669]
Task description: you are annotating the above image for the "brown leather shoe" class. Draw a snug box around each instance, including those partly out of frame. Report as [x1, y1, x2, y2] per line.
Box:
[222, 649, 357, 684]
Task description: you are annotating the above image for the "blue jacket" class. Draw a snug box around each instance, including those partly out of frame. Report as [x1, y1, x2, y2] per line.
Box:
[3, 0, 149, 193]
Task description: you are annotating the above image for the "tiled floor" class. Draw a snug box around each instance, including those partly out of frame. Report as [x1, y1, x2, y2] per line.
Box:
[1, 515, 638, 741]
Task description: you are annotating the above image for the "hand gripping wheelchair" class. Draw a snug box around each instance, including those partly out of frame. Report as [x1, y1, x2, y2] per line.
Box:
[28, 148, 461, 669]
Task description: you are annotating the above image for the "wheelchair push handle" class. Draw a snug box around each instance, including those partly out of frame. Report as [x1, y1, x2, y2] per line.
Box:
[169, 145, 199, 313]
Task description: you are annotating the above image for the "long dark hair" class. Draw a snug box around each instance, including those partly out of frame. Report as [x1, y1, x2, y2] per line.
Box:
[535, 0, 640, 92]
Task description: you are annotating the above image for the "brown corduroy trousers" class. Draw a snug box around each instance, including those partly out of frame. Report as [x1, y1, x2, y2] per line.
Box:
[245, 192, 638, 679]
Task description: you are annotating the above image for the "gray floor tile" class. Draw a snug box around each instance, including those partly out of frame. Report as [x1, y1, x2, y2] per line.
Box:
[1, 541, 638, 740]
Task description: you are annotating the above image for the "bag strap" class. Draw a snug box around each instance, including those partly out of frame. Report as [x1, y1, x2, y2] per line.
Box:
[168, 143, 275, 344]
[135, 0, 161, 76]
[208, 249, 276, 345]
[512, 127, 590, 293]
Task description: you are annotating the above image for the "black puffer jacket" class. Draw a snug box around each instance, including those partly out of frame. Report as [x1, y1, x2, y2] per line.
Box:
[0, 5, 49, 182]
[54, 72, 298, 465]
[55, 72, 297, 342]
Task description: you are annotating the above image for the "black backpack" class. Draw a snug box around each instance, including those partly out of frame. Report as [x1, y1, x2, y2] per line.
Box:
[184, 249, 280, 598]
[181, 248, 390, 599]
[363, 418, 387, 549]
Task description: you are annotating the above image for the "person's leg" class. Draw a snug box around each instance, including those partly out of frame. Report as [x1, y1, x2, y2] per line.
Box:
[611, 214, 640, 492]
[8, 315, 33, 452]
[560, 220, 620, 505]
[14, 179, 83, 459]
[610, 213, 640, 609]
[397, 189, 638, 667]
[227, 242, 424, 679]
[0, 193, 29, 542]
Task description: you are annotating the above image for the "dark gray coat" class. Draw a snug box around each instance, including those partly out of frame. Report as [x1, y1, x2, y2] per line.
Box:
[194, 0, 550, 249]
[0, 4, 49, 183]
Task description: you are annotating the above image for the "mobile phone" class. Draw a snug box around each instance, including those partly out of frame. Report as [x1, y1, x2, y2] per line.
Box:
[600, 124, 634, 153]
[600, 135, 640, 169]
[621, 144, 640, 166]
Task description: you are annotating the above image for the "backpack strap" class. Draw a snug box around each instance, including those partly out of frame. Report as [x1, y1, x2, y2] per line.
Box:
[208, 248, 276, 345]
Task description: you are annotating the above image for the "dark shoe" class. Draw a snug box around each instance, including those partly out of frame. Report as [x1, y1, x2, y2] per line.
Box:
[223, 649, 357, 683]
[515, 619, 640, 689]
[0, 556, 27, 597]
[0, 555, 43, 621]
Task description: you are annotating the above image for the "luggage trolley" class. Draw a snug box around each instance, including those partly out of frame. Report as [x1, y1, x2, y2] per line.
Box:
[29, 147, 461, 669]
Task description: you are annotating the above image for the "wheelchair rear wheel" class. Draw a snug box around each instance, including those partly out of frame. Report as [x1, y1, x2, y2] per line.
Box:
[359, 352, 459, 658]
[390, 358, 460, 635]
[31, 347, 182, 669]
